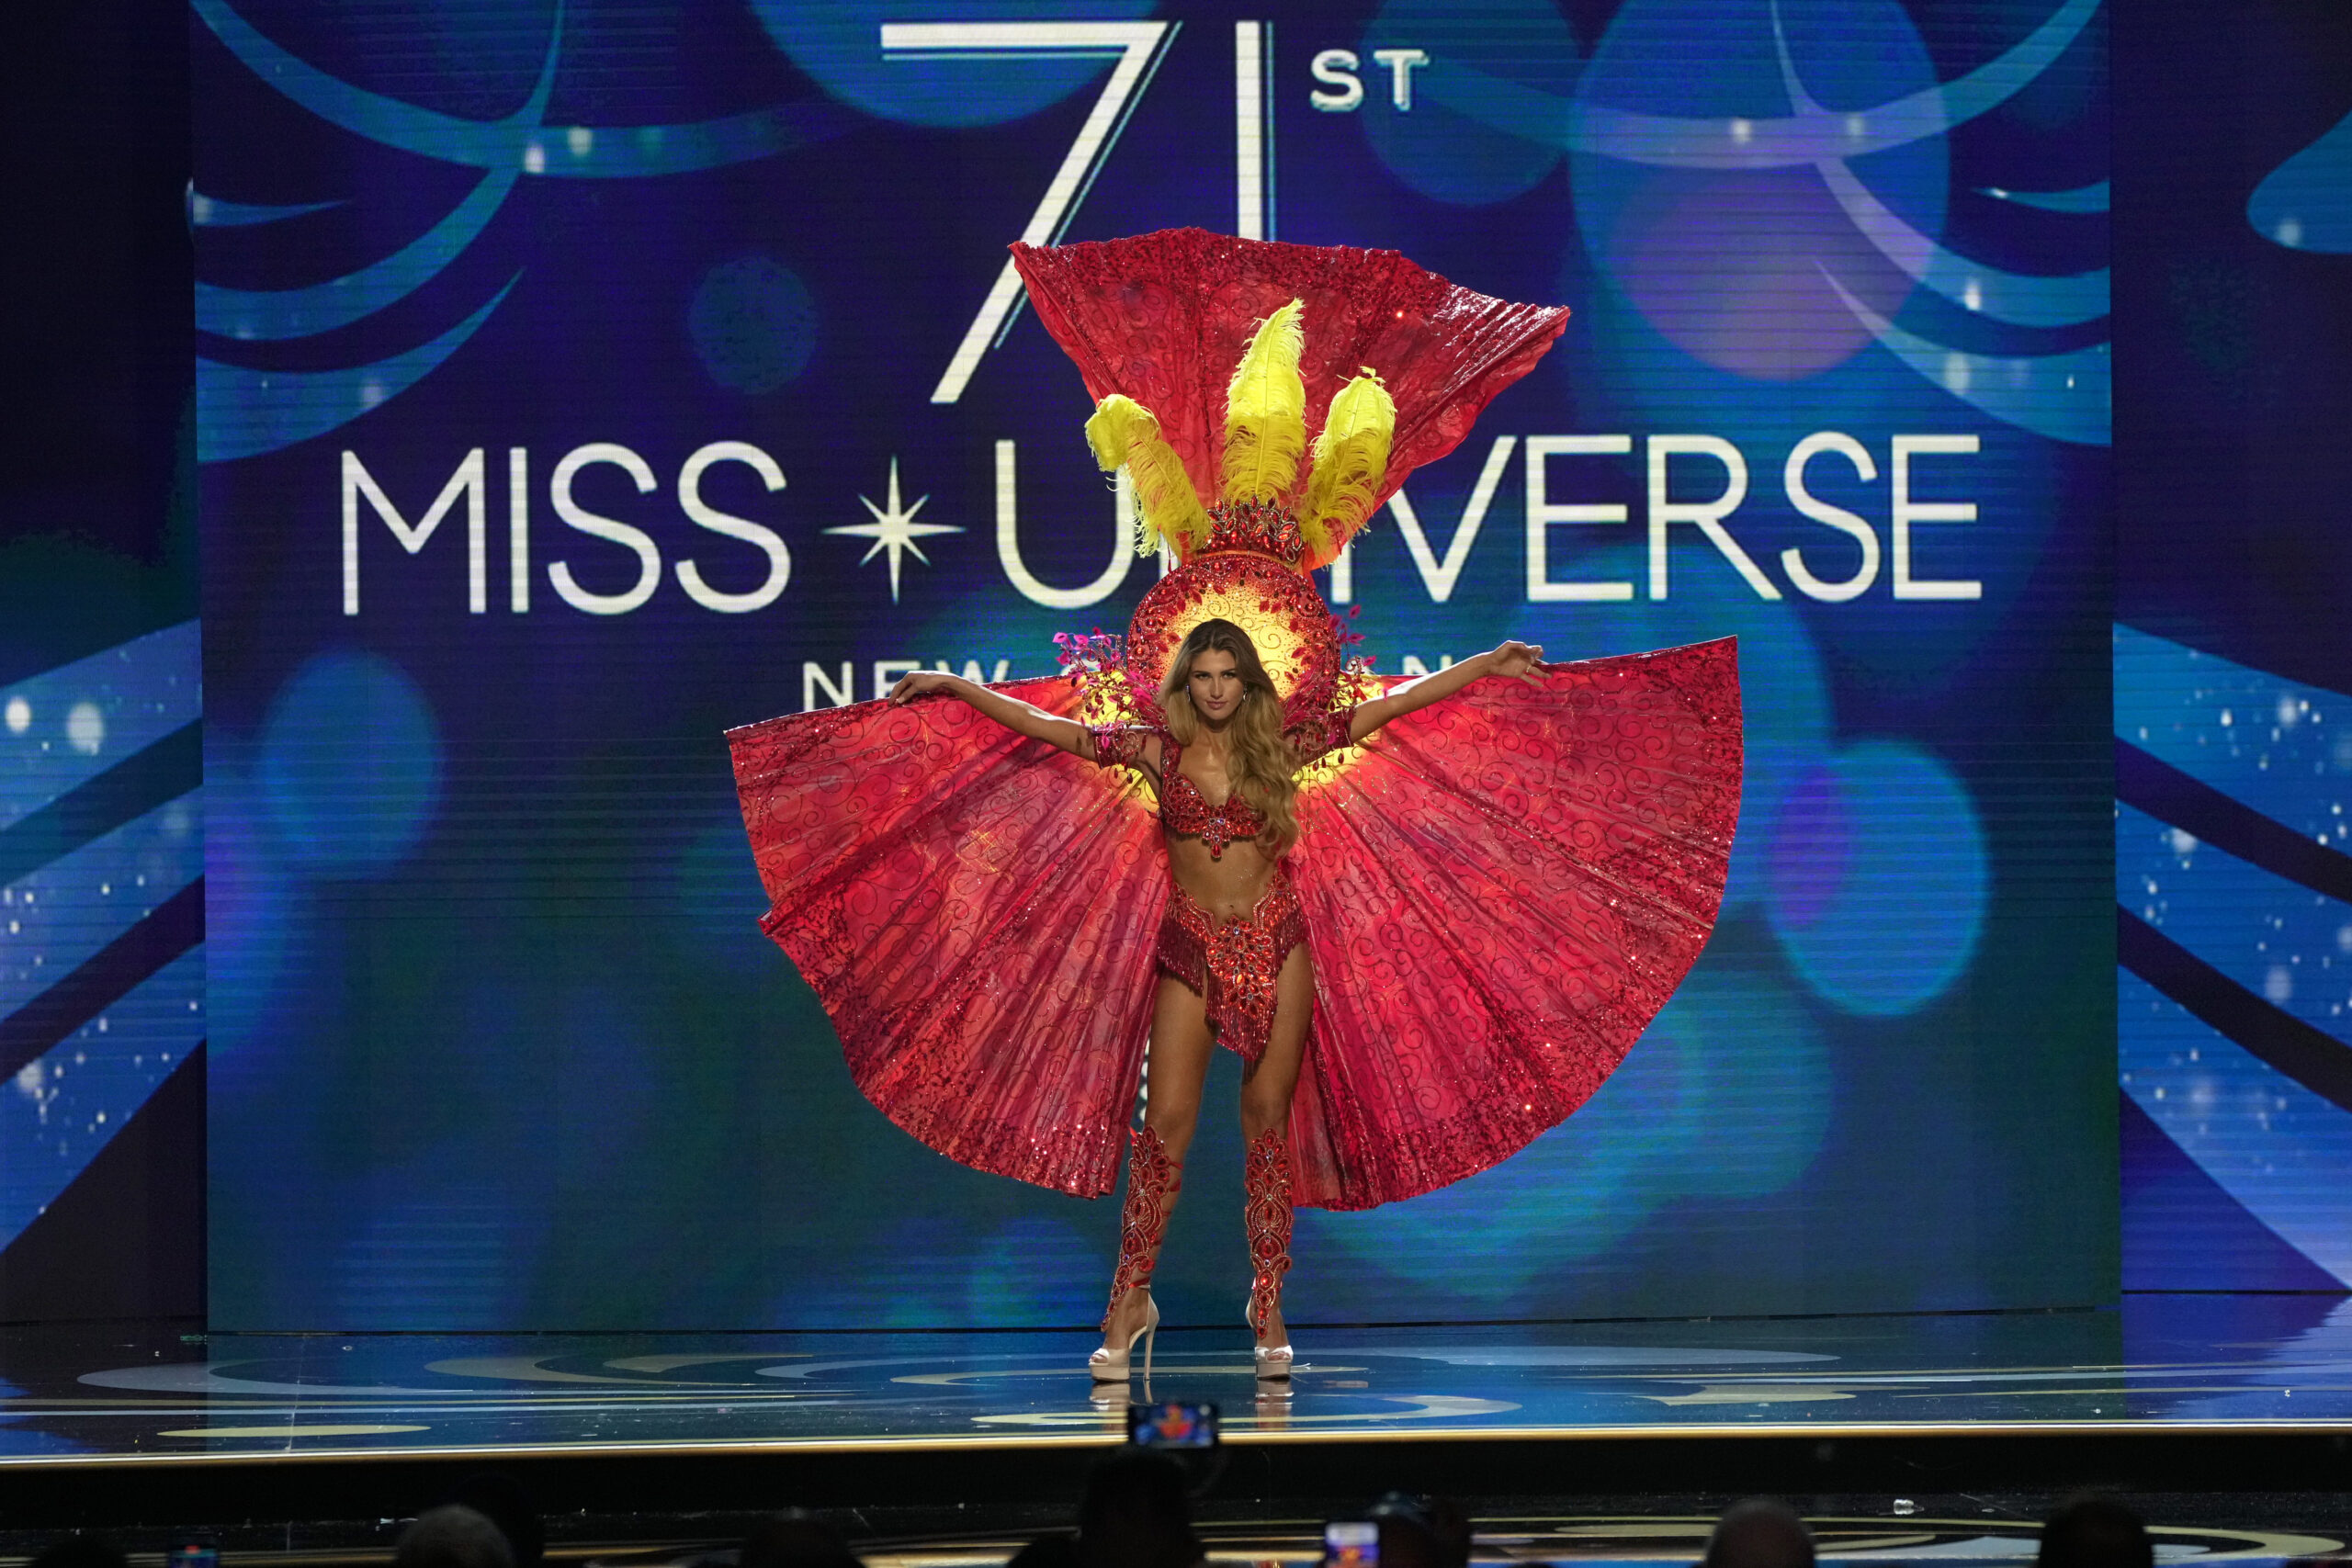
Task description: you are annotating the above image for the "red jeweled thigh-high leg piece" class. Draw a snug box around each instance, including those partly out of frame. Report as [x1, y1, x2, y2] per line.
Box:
[1243, 1129, 1295, 1376]
[1091, 1125, 1177, 1382]
[1106, 1124, 1178, 1317]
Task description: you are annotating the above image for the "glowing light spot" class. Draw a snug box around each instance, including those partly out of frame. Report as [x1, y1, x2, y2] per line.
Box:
[1729, 117, 1752, 144]
[689, 255, 819, 396]
[524, 141, 547, 174]
[1766, 742, 1989, 1016]
[3, 696, 28, 733]
[65, 702, 104, 754]
[566, 126, 593, 157]
[2165, 829, 2197, 855]
[2264, 965, 2293, 1004]
[1962, 277, 1983, 311]
[259, 649, 444, 876]
[2277, 217, 2303, 247]
[1941, 353, 1971, 394]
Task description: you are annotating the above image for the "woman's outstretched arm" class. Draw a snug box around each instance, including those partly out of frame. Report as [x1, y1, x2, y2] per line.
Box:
[888, 670, 1099, 760]
[1345, 640, 1545, 743]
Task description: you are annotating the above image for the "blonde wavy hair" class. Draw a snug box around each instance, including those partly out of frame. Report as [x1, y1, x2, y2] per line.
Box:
[1159, 618, 1301, 855]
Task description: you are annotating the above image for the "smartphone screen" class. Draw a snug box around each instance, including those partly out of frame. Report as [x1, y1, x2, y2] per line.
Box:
[1324, 1519, 1379, 1566]
[167, 1539, 219, 1568]
[1125, 1399, 1218, 1448]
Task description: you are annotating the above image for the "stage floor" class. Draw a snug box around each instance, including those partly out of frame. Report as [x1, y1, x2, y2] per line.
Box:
[5, 1295, 2349, 1464]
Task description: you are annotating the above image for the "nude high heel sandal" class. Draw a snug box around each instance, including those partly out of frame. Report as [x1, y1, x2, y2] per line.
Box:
[1091, 1126, 1176, 1382]
[1243, 1129, 1295, 1379]
[1091, 1294, 1161, 1382]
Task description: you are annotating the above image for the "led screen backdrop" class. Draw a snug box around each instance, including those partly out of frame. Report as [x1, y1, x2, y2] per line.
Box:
[2109, 0, 2352, 1296]
[199, 0, 2114, 1329]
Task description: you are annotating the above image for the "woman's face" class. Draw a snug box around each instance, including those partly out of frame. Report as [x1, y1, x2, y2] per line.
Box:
[1186, 648, 1246, 723]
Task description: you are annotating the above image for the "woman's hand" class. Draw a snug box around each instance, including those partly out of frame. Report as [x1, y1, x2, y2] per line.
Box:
[888, 670, 960, 705]
[1487, 640, 1545, 685]
[884, 671, 1094, 755]
[1347, 637, 1549, 743]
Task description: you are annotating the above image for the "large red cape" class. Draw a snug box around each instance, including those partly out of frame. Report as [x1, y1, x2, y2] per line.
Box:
[730, 229, 1738, 1210]
[729, 640, 1740, 1211]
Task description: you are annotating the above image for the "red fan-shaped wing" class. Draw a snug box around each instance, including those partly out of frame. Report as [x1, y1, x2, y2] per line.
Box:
[1286, 639, 1742, 1210]
[729, 681, 1166, 1198]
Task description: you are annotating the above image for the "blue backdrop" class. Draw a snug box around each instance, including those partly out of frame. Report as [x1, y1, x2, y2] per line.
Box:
[2109, 0, 2352, 1295]
[195, 0, 2116, 1329]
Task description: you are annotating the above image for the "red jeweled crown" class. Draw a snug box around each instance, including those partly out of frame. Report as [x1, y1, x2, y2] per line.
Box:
[1202, 499, 1306, 566]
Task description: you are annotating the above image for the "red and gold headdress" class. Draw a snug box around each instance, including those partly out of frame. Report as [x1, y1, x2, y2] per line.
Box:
[1081, 295, 1396, 572]
[1012, 228, 1569, 723]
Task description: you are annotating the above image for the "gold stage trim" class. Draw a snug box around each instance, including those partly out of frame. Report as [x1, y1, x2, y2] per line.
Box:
[8, 1418, 2352, 1470]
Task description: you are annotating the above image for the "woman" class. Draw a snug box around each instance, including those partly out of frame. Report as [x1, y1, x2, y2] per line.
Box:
[888, 619, 1547, 1375]
[728, 229, 1740, 1383]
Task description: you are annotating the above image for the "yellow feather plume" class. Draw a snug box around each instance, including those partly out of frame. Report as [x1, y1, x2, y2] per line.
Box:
[1219, 299, 1307, 504]
[1298, 368, 1396, 570]
[1085, 394, 1210, 558]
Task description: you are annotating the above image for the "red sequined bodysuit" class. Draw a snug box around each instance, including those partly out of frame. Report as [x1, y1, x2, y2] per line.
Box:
[728, 229, 1744, 1212]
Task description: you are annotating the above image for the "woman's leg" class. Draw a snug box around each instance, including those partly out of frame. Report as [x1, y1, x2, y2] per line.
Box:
[1145, 972, 1217, 1161]
[1238, 943, 1313, 1349]
[1101, 975, 1216, 1353]
[1239, 943, 1313, 1139]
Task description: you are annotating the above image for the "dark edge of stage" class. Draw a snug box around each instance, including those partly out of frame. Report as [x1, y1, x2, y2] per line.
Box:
[7, 1427, 2352, 1536]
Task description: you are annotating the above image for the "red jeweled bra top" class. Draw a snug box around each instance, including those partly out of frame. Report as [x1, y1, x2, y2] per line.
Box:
[1090, 709, 1356, 859]
[1158, 739, 1261, 859]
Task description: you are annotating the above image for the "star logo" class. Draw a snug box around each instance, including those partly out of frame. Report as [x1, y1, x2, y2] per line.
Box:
[826, 457, 961, 602]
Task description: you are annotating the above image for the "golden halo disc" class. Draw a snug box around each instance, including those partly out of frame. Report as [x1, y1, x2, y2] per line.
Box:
[1125, 551, 1341, 724]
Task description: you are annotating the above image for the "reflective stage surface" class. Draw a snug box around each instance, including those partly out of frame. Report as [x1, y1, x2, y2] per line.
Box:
[6, 1296, 2350, 1462]
[614, 1515, 2350, 1568]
